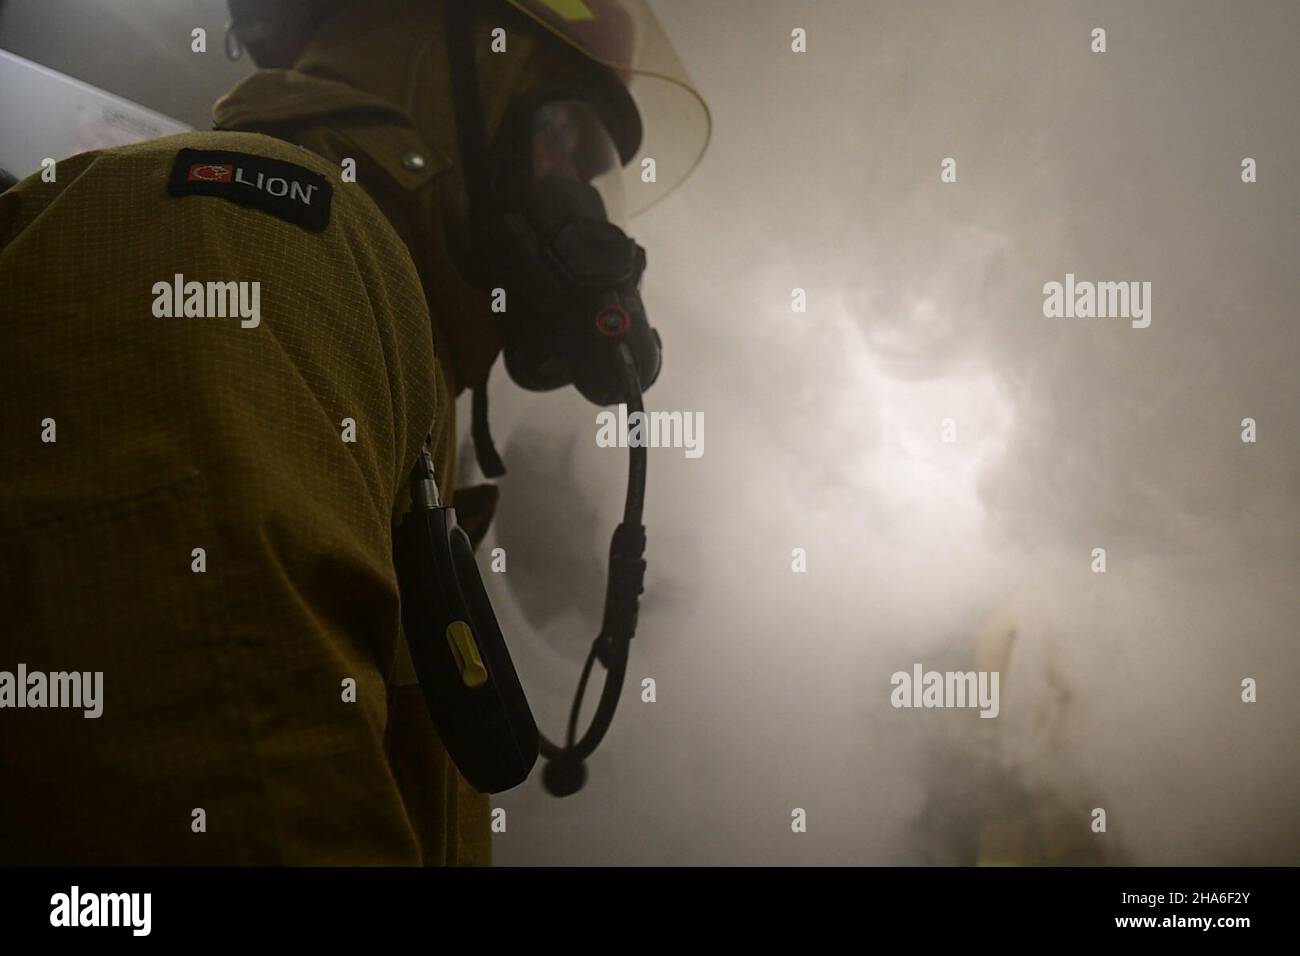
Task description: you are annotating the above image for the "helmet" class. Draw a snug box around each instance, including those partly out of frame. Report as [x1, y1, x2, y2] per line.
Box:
[226, 0, 347, 68]
[505, 0, 711, 215]
[228, 1, 710, 214]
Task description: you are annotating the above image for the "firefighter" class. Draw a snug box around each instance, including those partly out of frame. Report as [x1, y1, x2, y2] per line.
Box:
[0, 0, 707, 865]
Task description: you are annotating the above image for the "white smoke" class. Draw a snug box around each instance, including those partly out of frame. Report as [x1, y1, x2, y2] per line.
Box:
[472, 0, 1299, 865]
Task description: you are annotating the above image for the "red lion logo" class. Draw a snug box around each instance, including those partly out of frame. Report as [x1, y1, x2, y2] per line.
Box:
[187, 163, 234, 183]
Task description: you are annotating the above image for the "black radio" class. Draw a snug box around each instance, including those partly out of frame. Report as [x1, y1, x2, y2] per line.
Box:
[393, 450, 539, 794]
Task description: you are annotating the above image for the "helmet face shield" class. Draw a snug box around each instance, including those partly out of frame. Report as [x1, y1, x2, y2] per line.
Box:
[507, 0, 711, 216]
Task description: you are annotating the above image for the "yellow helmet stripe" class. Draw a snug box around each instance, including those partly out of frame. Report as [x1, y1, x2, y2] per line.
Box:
[537, 0, 596, 22]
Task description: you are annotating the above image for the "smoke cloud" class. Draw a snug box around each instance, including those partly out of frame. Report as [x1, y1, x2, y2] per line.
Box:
[471, 0, 1298, 865]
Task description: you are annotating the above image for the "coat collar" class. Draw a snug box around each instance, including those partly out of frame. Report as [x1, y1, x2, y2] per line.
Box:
[213, 69, 447, 192]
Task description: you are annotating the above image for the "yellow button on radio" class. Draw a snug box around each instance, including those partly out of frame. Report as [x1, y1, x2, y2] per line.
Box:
[445, 620, 488, 689]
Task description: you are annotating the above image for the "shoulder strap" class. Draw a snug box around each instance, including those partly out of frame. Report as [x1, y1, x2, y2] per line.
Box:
[445, 0, 508, 477]
[444, 0, 492, 226]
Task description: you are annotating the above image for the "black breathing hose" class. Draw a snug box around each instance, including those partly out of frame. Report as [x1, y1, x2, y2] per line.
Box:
[539, 342, 648, 796]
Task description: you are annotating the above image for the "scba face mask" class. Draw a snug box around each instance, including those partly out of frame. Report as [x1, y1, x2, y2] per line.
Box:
[491, 97, 662, 407]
